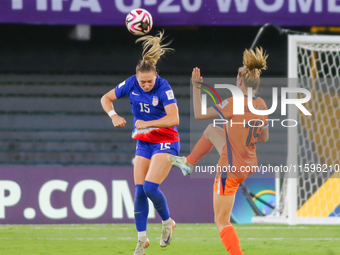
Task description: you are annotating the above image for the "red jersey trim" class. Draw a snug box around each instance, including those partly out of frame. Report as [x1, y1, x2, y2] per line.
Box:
[132, 127, 180, 143]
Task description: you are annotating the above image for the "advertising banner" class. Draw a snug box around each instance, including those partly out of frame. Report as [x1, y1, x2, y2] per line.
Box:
[0, 166, 275, 224]
[0, 0, 339, 26]
[0, 166, 215, 224]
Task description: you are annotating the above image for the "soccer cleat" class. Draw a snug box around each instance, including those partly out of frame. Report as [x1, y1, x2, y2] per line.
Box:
[160, 219, 176, 247]
[134, 237, 150, 255]
[167, 155, 193, 176]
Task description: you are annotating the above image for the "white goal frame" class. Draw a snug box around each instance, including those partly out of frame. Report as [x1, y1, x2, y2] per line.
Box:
[253, 35, 340, 225]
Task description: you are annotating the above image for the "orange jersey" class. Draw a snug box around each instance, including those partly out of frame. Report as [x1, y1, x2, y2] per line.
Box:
[213, 95, 268, 179]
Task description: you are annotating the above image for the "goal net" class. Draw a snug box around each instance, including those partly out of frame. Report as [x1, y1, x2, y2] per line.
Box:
[254, 35, 340, 225]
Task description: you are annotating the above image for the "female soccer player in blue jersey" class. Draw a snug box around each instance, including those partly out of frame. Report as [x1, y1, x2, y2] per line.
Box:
[101, 31, 178, 255]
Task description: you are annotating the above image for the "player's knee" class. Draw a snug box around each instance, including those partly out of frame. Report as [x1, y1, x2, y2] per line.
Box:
[214, 213, 231, 228]
[204, 123, 215, 141]
[135, 184, 147, 200]
[143, 181, 159, 199]
[205, 123, 215, 133]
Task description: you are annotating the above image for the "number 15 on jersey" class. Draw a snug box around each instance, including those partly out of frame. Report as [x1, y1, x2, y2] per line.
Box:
[139, 103, 150, 113]
[160, 143, 170, 150]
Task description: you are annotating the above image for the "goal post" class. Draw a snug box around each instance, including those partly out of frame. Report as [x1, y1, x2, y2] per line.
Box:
[253, 34, 340, 225]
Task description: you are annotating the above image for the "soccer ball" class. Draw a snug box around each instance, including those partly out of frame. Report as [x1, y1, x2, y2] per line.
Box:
[126, 8, 153, 36]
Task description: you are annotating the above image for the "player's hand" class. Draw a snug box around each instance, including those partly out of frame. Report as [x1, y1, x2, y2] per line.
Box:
[135, 120, 149, 130]
[192, 67, 203, 87]
[111, 114, 126, 128]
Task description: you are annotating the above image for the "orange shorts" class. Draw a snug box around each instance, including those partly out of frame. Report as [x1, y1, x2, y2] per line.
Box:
[213, 173, 246, 196]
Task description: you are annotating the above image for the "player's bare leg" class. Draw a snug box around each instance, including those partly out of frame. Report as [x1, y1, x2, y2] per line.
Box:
[134, 156, 150, 185]
[146, 153, 172, 184]
[213, 193, 234, 232]
[214, 193, 243, 255]
[168, 124, 225, 175]
[204, 124, 224, 155]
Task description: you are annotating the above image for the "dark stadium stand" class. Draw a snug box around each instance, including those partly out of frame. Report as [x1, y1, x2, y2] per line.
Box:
[0, 75, 190, 165]
[0, 75, 286, 166]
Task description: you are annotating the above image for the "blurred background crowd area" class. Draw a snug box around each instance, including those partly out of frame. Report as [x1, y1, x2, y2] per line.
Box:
[0, 23, 334, 166]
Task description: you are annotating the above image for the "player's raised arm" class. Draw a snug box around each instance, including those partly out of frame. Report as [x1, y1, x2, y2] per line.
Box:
[192, 67, 219, 120]
[100, 88, 126, 128]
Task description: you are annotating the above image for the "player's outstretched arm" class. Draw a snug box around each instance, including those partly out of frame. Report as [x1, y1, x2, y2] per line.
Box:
[100, 88, 127, 128]
[192, 67, 219, 120]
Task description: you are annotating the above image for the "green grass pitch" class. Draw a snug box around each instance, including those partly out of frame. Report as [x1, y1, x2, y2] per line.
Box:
[0, 224, 339, 255]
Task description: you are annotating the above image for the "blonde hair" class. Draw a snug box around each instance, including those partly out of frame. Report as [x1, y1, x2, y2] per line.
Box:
[135, 31, 173, 73]
[239, 47, 268, 91]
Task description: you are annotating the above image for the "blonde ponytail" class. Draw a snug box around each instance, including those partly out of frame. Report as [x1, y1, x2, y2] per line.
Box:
[135, 31, 173, 73]
[239, 47, 268, 91]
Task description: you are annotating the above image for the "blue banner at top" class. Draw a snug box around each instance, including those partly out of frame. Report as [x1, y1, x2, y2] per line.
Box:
[0, 0, 339, 26]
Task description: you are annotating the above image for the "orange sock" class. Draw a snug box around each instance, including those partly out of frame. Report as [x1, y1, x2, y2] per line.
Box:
[220, 226, 244, 255]
[186, 155, 191, 164]
[186, 132, 213, 166]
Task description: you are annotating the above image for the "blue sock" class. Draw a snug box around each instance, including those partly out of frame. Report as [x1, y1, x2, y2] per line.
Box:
[134, 184, 149, 232]
[143, 181, 170, 221]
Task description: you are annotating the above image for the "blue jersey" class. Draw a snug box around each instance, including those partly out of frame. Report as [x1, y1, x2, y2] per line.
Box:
[115, 75, 180, 143]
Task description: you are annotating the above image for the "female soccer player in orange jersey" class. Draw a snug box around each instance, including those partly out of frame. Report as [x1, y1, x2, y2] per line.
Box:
[168, 47, 269, 255]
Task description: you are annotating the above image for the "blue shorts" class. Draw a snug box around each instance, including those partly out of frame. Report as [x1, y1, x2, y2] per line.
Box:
[135, 140, 180, 160]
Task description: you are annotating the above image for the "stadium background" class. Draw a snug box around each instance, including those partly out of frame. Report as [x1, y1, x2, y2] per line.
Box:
[0, 1, 335, 225]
